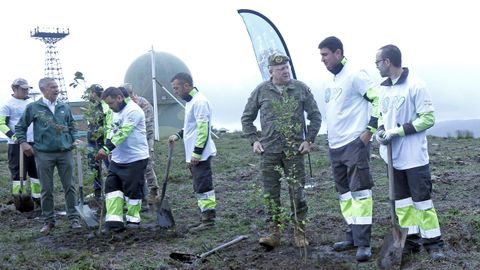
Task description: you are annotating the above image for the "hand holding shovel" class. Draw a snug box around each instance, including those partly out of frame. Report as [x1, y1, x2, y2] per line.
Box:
[377, 144, 408, 269]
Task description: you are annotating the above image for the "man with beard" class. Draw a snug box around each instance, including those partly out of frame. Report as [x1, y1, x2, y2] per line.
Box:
[318, 36, 379, 261]
[169, 72, 217, 233]
[374, 44, 445, 260]
[96, 87, 149, 233]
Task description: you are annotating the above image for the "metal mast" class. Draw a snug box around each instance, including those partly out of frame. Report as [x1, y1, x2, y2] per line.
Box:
[30, 27, 70, 102]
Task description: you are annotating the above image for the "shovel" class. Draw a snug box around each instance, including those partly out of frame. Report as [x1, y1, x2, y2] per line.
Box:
[156, 141, 175, 228]
[377, 144, 408, 269]
[13, 146, 34, 212]
[75, 149, 99, 228]
[170, 235, 249, 264]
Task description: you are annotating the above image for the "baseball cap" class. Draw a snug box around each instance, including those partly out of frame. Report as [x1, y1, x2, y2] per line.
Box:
[12, 78, 33, 89]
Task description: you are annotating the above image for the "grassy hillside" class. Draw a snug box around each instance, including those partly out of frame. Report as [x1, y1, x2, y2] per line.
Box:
[0, 133, 479, 269]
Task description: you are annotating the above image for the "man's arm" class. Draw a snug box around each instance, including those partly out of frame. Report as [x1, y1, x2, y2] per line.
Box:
[241, 89, 260, 146]
[15, 106, 34, 156]
[363, 86, 380, 133]
[14, 106, 31, 144]
[102, 109, 140, 155]
[0, 116, 15, 140]
[303, 87, 322, 144]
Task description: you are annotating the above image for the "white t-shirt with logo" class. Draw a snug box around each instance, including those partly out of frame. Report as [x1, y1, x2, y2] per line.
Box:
[323, 62, 375, 149]
[110, 101, 149, 164]
[379, 72, 434, 170]
[183, 91, 216, 162]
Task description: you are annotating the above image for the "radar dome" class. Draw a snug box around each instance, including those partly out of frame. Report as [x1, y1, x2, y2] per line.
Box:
[124, 51, 190, 137]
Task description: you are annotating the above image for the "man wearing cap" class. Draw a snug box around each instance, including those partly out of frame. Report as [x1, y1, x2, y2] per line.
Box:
[318, 36, 379, 262]
[15, 77, 83, 234]
[241, 53, 322, 249]
[0, 78, 41, 208]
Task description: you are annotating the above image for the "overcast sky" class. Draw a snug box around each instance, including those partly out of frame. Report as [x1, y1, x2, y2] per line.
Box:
[1, 0, 479, 132]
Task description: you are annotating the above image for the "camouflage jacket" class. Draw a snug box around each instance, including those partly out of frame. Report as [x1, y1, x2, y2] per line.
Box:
[134, 96, 155, 141]
[241, 79, 322, 153]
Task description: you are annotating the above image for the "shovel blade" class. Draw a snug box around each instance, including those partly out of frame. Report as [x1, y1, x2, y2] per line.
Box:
[169, 252, 199, 264]
[377, 226, 408, 269]
[13, 194, 34, 213]
[75, 204, 99, 228]
[156, 199, 175, 228]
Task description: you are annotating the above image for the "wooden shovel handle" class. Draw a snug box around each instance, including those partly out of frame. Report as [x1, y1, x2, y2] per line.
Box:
[199, 235, 249, 259]
[19, 145, 25, 187]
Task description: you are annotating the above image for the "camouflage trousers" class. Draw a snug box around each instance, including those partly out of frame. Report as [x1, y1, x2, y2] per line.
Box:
[145, 139, 159, 190]
[145, 153, 159, 190]
[260, 152, 308, 223]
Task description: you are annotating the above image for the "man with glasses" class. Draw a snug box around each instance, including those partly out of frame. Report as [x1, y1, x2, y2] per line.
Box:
[318, 36, 379, 262]
[241, 53, 322, 249]
[375, 44, 445, 260]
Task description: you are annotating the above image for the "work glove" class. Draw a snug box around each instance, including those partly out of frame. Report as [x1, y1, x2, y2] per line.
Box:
[375, 130, 388, 145]
[168, 134, 179, 142]
[376, 127, 401, 145]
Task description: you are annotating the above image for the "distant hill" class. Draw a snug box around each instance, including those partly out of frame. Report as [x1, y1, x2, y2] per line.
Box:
[427, 119, 480, 138]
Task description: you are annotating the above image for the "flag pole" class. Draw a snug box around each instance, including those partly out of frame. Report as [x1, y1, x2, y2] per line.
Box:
[150, 46, 160, 140]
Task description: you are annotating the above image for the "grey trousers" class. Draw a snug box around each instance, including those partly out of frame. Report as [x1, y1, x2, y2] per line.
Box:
[35, 151, 79, 223]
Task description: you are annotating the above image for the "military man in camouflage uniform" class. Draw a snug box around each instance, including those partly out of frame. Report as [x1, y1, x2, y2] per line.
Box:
[123, 83, 160, 205]
[241, 53, 322, 249]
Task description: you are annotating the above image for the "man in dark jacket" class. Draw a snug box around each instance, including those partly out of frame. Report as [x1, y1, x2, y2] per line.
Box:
[16, 77, 82, 234]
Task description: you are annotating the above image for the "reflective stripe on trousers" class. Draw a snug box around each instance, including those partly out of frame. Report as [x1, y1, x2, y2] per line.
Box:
[196, 190, 216, 212]
[395, 197, 441, 238]
[105, 190, 125, 223]
[339, 189, 373, 225]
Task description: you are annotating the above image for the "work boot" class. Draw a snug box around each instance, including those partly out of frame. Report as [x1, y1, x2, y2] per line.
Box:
[403, 245, 421, 255]
[189, 220, 215, 233]
[427, 248, 446, 261]
[333, 240, 355, 251]
[148, 187, 158, 205]
[33, 198, 41, 210]
[356, 246, 372, 262]
[140, 202, 150, 212]
[40, 222, 55, 235]
[126, 222, 141, 230]
[259, 224, 281, 249]
[189, 210, 216, 233]
[293, 223, 309, 247]
[70, 219, 82, 229]
[101, 225, 125, 235]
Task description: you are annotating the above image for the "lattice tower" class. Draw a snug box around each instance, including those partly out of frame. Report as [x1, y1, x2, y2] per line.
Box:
[30, 27, 70, 102]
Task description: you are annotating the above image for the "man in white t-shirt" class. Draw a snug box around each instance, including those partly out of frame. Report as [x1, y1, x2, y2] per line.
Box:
[0, 78, 41, 207]
[375, 44, 445, 261]
[96, 87, 149, 233]
[169, 72, 217, 233]
[319, 36, 380, 262]
[0, 78, 41, 208]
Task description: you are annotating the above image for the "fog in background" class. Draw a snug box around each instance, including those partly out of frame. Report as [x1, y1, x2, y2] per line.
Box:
[1, 0, 479, 135]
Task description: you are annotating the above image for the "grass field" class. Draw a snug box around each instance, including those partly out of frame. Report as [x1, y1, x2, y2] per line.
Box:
[0, 133, 479, 269]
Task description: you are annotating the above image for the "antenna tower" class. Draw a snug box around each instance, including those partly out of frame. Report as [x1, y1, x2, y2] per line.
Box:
[30, 27, 70, 102]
